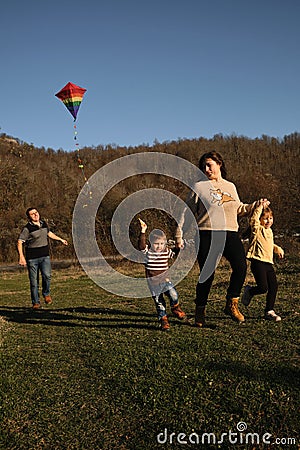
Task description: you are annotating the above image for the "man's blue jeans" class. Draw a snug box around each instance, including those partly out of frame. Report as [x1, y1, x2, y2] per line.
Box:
[148, 280, 179, 319]
[27, 256, 51, 305]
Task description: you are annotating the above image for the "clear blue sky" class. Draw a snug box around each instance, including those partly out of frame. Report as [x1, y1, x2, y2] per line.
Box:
[1, 0, 299, 151]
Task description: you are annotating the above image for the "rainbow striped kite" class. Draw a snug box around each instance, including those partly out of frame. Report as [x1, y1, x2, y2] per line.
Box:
[55, 82, 87, 121]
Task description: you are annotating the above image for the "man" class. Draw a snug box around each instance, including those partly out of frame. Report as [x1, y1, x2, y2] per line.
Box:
[17, 208, 68, 309]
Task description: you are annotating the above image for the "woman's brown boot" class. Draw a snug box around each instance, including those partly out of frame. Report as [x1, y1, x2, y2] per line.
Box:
[224, 297, 244, 323]
[195, 305, 206, 327]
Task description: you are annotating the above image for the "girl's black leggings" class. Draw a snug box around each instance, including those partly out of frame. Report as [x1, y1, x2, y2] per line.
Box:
[196, 230, 247, 306]
[249, 259, 278, 312]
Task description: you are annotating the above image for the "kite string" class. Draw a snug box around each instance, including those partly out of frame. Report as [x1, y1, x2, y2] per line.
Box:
[74, 124, 92, 199]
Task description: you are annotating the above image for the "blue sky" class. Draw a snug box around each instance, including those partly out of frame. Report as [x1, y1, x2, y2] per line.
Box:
[1, 0, 299, 151]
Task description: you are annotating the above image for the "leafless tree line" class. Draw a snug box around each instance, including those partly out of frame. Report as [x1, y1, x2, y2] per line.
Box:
[0, 132, 299, 263]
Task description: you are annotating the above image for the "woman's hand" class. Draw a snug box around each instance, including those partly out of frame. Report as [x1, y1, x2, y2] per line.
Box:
[260, 198, 270, 208]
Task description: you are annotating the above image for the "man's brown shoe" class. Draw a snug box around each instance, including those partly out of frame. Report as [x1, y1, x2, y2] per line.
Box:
[32, 303, 41, 309]
[44, 295, 52, 304]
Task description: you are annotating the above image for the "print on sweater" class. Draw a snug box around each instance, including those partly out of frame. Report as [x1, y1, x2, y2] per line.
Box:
[210, 189, 235, 206]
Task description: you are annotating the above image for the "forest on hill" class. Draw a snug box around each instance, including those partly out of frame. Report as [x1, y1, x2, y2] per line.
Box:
[0, 132, 299, 263]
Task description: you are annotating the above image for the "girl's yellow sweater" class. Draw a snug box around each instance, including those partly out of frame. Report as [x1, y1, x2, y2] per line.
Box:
[246, 204, 283, 264]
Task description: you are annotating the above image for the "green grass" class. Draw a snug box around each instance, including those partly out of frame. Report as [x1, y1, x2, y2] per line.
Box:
[0, 258, 299, 450]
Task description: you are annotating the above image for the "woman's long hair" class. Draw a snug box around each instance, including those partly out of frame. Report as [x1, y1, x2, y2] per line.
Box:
[198, 151, 227, 179]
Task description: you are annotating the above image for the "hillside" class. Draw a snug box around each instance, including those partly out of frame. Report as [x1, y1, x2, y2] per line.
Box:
[0, 132, 299, 263]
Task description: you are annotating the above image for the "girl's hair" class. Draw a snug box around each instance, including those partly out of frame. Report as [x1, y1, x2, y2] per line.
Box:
[244, 206, 274, 239]
[149, 229, 167, 244]
[198, 151, 227, 179]
[260, 206, 273, 218]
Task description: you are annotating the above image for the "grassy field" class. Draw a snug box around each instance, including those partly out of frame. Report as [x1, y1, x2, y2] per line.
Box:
[0, 257, 299, 450]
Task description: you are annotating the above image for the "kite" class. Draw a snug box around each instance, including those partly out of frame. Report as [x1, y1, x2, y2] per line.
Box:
[55, 82, 91, 199]
[55, 82, 86, 121]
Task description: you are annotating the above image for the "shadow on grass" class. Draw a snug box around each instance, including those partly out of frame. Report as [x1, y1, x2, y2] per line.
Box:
[0, 306, 192, 331]
[202, 360, 300, 389]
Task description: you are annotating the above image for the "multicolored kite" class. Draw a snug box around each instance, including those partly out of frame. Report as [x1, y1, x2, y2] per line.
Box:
[55, 81, 91, 199]
[55, 82, 87, 121]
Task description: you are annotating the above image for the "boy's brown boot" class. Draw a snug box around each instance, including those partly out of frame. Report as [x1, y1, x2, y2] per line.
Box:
[160, 316, 170, 332]
[224, 297, 244, 323]
[171, 304, 187, 320]
[195, 305, 206, 327]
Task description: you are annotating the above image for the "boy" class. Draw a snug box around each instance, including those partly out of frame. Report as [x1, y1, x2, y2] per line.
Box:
[138, 218, 187, 331]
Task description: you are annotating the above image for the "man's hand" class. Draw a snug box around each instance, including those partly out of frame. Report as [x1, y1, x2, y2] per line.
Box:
[19, 256, 27, 266]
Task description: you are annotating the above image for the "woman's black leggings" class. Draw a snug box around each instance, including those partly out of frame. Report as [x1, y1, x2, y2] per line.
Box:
[196, 230, 247, 306]
[249, 259, 278, 312]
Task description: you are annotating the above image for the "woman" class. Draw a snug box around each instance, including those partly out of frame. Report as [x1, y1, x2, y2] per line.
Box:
[175, 151, 264, 327]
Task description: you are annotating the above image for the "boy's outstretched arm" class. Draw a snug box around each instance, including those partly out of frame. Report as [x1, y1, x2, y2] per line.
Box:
[138, 218, 147, 233]
[138, 218, 147, 250]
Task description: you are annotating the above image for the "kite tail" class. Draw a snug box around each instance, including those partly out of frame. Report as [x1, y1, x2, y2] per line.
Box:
[74, 124, 92, 200]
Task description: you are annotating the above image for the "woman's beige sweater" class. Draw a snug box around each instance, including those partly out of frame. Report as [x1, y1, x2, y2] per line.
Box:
[175, 178, 257, 241]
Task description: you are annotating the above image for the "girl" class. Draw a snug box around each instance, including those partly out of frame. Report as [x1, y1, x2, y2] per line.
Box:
[242, 201, 284, 321]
